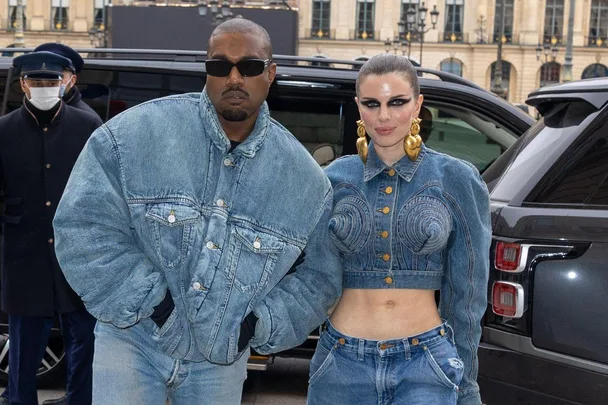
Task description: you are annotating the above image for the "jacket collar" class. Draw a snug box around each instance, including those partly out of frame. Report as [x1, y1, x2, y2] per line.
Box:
[363, 142, 426, 183]
[198, 87, 270, 158]
[21, 98, 64, 128]
[63, 87, 82, 106]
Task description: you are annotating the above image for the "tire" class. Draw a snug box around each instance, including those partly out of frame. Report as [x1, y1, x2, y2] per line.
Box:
[0, 333, 66, 388]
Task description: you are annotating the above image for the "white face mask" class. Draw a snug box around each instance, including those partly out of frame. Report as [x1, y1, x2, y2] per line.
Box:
[27, 86, 61, 111]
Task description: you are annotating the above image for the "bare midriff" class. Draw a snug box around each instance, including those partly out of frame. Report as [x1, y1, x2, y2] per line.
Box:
[329, 288, 442, 340]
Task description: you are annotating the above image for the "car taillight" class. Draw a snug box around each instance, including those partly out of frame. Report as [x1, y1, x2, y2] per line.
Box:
[495, 241, 522, 272]
[492, 281, 524, 318]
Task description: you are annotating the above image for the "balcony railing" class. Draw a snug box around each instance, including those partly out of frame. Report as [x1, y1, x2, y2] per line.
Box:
[350, 29, 380, 41]
[441, 31, 468, 43]
[543, 33, 563, 45]
[492, 32, 517, 44]
[305, 28, 336, 40]
[586, 36, 608, 47]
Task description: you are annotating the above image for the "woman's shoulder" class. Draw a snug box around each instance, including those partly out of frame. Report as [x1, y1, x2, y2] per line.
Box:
[423, 147, 480, 179]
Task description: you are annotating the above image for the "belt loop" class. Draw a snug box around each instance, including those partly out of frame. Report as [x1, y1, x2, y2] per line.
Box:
[446, 323, 455, 345]
[358, 339, 365, 362]
[402, 339, 411, 361]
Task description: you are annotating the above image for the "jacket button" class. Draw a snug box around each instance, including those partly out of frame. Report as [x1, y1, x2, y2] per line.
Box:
[223, 158, 233, 166]
[385, 187, 393, 194]
[45, 201, 51, 206]
[382, 254, 390, 261]
[412, 338, 419, 346]
[48, 238, 54, 244]
[380, 343, 388, 350]
[384, 276, 393, 284]
[46, 164, 51, 169]
[338, 338, 346, 345]
[43, 127, 48, 132]
[192, 282, 202, 290]
[380, 231, 389, 239]
[206, 241, 216, 249]
[388, 169, 396, 176]
[216, 199, 225, 207]
[381, 207, 390, 214]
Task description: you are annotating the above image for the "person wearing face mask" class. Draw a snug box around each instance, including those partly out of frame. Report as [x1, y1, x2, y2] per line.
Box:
[0, 51, 102, 405]
[33, 43, 99, 119]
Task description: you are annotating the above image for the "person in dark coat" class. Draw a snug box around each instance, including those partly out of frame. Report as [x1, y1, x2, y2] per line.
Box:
[34, 43, 99, 119]
[0, 51, 102, 405]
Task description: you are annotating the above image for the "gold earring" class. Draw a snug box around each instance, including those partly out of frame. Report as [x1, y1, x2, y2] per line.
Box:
[356, 120, 368, 163]
[404, 118, 423, 161]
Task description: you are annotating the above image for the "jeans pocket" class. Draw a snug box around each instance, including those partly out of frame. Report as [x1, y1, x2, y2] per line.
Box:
[423, 337, 464, 391]
[308, 341, 336, 385]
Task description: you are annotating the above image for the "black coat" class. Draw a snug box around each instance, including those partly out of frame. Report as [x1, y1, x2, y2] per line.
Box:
[0, 101, 102, 316]
[64, 87, 99, 119]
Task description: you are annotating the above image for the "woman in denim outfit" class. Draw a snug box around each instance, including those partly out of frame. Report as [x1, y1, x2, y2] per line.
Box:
[307, 54, 491, 405]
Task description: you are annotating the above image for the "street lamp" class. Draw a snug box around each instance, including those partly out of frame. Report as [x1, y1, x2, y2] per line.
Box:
[536, 36, 559, 86]
[198, 0, 243, 25]
[404, 2, 439, 66]
[384, 36, 409, 56]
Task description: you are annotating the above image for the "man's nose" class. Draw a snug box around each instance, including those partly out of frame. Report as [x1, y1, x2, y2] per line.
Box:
[226, 66, 245, 85]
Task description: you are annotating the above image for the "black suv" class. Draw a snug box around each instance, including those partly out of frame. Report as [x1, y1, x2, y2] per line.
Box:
[0, 48, 534, 386]
[480, 78, 608, 405]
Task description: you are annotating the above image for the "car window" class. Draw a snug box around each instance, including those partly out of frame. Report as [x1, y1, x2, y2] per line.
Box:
[489, 100, 601, 203]
[527, 107, 608, 207]
[422, 102, 517, 172]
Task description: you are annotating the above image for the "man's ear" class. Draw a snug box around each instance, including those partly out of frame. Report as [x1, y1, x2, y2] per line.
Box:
[267, 63, 277, 84]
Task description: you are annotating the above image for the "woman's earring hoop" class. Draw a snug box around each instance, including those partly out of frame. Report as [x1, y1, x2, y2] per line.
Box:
[356, 120, 368, 163]
[404, 118, 423, 161]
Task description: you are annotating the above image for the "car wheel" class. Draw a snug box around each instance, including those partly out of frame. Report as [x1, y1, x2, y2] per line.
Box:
[0, 333, 66, 387]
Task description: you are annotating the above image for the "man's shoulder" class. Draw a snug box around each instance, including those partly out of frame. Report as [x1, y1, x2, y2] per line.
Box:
[64, 104, 103, 126]
[0, 108, 23, 133]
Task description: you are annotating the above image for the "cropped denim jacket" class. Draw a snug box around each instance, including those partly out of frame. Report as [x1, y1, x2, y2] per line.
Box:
[324, 143, 491, 405]
[53, 88, 342, 365]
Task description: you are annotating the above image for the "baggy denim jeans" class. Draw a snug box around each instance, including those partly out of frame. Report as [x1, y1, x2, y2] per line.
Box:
[306, 319, 464, 405]
[92, 321, 248, 405]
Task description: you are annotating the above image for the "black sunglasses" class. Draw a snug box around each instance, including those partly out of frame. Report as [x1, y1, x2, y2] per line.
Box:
[205, 59, 271, 77]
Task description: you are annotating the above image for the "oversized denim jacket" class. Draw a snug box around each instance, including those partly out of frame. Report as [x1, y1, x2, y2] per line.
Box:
[324, 143, 491, 405]
[53, 88, 342, 364]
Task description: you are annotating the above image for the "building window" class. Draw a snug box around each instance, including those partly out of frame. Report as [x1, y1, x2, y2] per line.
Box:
[544, 0, 564, 44]
[444, 0, 464, 42]
[589, 0, 608, 46]
[582, 63, 608, 78]
[493, 0, 514, 43]
[401, 0, 421, 41]
[355, 0, 375, 40]
[311, 0, 331, 39]
[490, 61, 512, 100]
[52, 0, 69, 31]
[540, 62, 561, 87]
[8, 0, 27, 31]
[94, 0, 110, 29]
[440, 59, 463, 77]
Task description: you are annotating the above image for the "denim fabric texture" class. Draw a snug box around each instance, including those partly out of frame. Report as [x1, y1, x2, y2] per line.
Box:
[323, 143, 491, 405]
[92, 321, 248, 405]
[307, 320, 464, 405]
[53, 88, 343, 365]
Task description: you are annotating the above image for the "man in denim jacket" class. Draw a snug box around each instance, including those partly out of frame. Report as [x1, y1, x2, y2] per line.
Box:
[53, 19, 342, 404]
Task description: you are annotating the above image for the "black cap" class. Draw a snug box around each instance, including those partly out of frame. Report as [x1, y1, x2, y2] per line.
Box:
[34, 43, 83, 74]
[13, 51, 71, 79]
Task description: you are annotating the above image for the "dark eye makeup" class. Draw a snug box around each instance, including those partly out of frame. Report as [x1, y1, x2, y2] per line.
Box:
[360, 97, 412, 108]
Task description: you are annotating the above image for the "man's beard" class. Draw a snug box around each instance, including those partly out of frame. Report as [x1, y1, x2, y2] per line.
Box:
[219, 107, 248, 122]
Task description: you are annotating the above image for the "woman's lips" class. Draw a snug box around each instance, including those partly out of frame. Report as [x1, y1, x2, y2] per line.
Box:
[375, 127, 396, 135]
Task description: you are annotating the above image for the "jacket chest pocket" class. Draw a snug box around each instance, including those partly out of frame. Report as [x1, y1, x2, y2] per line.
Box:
[226, 226, 285, 295]
[145, 202, 201, 268]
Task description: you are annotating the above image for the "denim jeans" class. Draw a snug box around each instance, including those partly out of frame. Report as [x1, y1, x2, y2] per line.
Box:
[306, 319, 464, 405]
[92, 321, 248, 405]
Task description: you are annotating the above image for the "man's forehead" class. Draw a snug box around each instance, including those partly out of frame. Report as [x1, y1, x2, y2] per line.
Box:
[209, 32, 265, 59]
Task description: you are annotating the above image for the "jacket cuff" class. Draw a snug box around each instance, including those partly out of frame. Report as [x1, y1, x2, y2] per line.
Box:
[457, 387, 482, 405]
[249, 302, 272, 352]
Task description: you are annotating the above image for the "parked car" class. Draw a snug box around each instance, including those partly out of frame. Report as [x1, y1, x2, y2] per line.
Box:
[480, 78, 608, 405]
[0, 48, 534, 386]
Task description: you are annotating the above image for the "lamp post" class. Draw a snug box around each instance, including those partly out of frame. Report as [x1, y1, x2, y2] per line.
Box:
[492, 0, 507, 98]
[385, 19, 410, 57]
[536, 36, 559, 86]
[14, 0, 24, 48]
[198, 0, 244, 26]
[88, 3, 108, 48]
[563, 0, 575, 82]
[405, 1, 439, 66]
